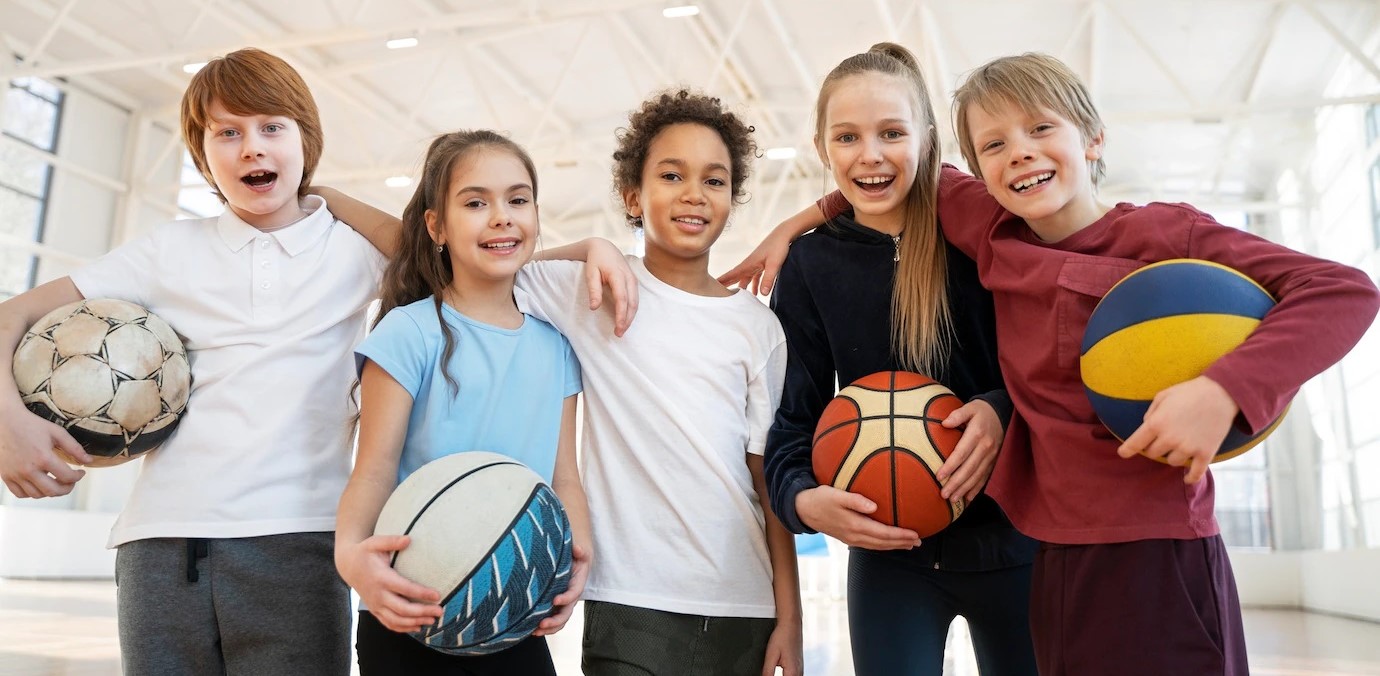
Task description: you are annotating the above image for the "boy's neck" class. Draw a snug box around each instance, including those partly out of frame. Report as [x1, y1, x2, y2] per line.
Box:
[442, 277, 523, 330]
[1023, 195, 1114, 244]
[227, 201, 311, 232]
[642, 247, 732, 298]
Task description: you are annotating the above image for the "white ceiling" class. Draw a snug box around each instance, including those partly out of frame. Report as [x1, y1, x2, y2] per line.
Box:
[3, 0, 1380, 251]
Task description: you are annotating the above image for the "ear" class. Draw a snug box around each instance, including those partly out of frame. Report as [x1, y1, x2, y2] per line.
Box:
[1085, 128, 1106, 161]
[814, 134, 829, 169]
[621, 186, 642, 220]
[424, 209, 443, 245]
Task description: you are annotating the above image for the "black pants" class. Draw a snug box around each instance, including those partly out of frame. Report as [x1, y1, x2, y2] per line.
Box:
[355, 611, 556, 676]
[847, 548, 1037, 676]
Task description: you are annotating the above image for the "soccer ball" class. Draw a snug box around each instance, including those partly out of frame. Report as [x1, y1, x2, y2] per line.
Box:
[12, 299, 190, 467]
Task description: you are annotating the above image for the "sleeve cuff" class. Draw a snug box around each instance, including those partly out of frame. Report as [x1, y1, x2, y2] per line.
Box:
[776, 472, 820, 535]
[970, 389, 1014, 431]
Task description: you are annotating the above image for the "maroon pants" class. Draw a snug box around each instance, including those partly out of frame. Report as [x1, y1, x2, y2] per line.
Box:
[1030, 535, 1248, 675]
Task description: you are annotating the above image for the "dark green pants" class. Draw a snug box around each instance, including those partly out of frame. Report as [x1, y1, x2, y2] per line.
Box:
[581, 600, 776, 676]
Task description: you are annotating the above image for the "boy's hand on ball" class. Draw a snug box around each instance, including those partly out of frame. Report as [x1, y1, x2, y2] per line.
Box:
[0, 404, 90, 498]
[535, 543, 591, 636]
[341, 534, 443, 633]
[938, 399, 1004, 502]
[1117, 376, 1239, 485]
[797, 486, 921, 550]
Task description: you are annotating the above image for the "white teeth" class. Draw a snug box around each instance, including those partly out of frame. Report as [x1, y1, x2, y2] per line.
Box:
[857, 176, 892, 185]
[674, 217, 706, 225]
[1011, 172, 1053, 191]
[482, 241, 518, 249]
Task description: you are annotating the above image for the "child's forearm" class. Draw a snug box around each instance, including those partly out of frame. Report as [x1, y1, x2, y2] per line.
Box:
[311, 186, 402, 258]
[777, 203, 828, 241]
[751, 455, 802, 624]
[534, 238, 613, 263]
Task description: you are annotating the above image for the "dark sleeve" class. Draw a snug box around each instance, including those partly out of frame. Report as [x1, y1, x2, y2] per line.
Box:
[970, 389, 1013, 431]
[816, 190, 851, 221]
[765, 248, 836, 534]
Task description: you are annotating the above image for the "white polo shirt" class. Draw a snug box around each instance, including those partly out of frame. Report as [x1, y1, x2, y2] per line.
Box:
[70, 196, 384, 547]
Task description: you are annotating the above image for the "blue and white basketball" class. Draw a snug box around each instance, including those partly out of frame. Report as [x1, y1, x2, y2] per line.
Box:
[374, 451, 573, 655]
[1080, 259, 1286, 462]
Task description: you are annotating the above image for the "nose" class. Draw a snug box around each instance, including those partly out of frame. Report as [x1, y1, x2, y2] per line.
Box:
[489, 202, 514, 228]
[680, 181, 707, 205]
[1007, 141, 1034, 166]
[860, 137, 884, 165]
[240, 131, 264, 160]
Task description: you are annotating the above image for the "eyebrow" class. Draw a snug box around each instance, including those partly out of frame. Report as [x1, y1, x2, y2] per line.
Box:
[455, 183, 533, 196]
[655, 158, 730, 173]
[830, 118, 912, 130]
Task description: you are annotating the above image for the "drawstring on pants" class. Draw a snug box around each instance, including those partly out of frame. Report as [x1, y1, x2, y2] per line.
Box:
[185, 538, 209, 583]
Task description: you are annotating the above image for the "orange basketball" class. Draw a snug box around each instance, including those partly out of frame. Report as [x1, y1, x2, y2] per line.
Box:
[812, 371, 965, 537]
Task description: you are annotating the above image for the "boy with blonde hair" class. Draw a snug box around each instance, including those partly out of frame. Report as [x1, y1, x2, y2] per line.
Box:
[0, 48, 381, 674]
[726, 52, 1379, 674]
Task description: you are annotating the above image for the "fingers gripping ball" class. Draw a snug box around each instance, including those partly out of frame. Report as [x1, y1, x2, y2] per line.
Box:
[1080, 259, 1286, 462]
[12, 299, 190, 467]
[812, 371, 966, 538]
[374, 452, 573, 655]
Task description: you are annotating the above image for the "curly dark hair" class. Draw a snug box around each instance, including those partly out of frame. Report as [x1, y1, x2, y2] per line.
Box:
[612, 89, 757, 228]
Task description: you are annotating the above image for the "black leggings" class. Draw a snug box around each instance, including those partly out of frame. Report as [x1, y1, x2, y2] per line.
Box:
[355, 611, 557, 676]
[847, 549, 1037, 676]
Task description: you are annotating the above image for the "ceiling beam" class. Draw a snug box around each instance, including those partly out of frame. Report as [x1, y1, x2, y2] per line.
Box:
[20, 0, 79, 67]
[1102, 1, 1200, 106]
[0, 0, 670, 81]
[1295, 0, 1380, 83]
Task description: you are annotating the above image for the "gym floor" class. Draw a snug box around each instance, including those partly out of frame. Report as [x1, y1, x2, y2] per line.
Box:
[4, 556, 1380, 676]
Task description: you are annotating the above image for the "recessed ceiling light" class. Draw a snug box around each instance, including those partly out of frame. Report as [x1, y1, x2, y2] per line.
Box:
[663, 5, 700, 18]
[385, 176, 412, 188]
[386, 37, 419, 50]
[182, 62, 207, 74]
[765, 147, 797, 160]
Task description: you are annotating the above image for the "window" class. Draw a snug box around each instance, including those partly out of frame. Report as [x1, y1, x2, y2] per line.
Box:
[1367, 104, 1380, 249]
[0, 77, 64, 298]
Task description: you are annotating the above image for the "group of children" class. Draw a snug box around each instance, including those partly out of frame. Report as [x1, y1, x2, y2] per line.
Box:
[0, 35, 1375, 676]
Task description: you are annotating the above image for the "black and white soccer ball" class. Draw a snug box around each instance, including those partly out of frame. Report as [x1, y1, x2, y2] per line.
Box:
[12, 299, 190, 467]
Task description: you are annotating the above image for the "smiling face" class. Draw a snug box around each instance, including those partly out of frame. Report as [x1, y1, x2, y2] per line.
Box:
[201, 98, 307, 230]
[817, 72, 926, 236]
[965, 100, 1106, 240]
[624, 123, 733, 262]
[425, 146, 538, 288]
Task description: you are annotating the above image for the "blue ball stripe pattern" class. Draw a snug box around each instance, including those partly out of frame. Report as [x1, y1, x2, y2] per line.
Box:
[1081, 262, 1274, 351]
[413, 482, 573, 655]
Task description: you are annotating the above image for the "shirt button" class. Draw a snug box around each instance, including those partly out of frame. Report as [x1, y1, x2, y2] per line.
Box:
[262, 282, 271, 289]
[260, 240, 270, 249]
[261, 261, 270, 268]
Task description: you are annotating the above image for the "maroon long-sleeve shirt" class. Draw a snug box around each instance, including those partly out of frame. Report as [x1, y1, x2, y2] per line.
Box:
[821, 166, 1379, 544]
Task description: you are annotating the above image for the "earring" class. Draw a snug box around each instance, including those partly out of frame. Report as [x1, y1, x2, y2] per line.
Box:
[436, 243, 444, 253]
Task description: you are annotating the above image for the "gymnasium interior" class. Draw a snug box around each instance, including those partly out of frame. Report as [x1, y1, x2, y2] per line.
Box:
[1, 0, 1379, 673]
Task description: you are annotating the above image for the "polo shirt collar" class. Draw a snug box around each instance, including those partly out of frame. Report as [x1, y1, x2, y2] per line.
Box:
[215, 194, 333, 256]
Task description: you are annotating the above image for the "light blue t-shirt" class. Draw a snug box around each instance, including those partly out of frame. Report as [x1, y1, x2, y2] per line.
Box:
[354, 297, 581, 484]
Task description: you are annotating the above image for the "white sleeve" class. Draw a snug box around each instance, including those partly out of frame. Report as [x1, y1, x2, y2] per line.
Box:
[68, 227, 163, 307]
[515, 260, 585, 331]
[744, 338, 788, 456]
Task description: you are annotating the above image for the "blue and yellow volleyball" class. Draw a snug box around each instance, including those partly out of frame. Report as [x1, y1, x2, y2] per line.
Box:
[1080, 259, 1285, 462]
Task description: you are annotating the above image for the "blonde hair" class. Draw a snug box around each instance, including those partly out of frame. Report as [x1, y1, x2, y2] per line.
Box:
[814, 42, 951, 375]
[954, 52, 1106, 186]
[181, 48, 324, 202]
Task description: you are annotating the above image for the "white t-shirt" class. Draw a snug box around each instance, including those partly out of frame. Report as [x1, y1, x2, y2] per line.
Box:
[516, 257, 787, 618]
[70, 196, 384, 547]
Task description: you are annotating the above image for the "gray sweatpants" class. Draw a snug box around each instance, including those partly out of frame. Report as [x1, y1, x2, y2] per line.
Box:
[115, 532, 351, 676]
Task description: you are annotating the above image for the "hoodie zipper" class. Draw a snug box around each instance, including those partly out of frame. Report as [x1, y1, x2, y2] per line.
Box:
[892, 235, 901, 262]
